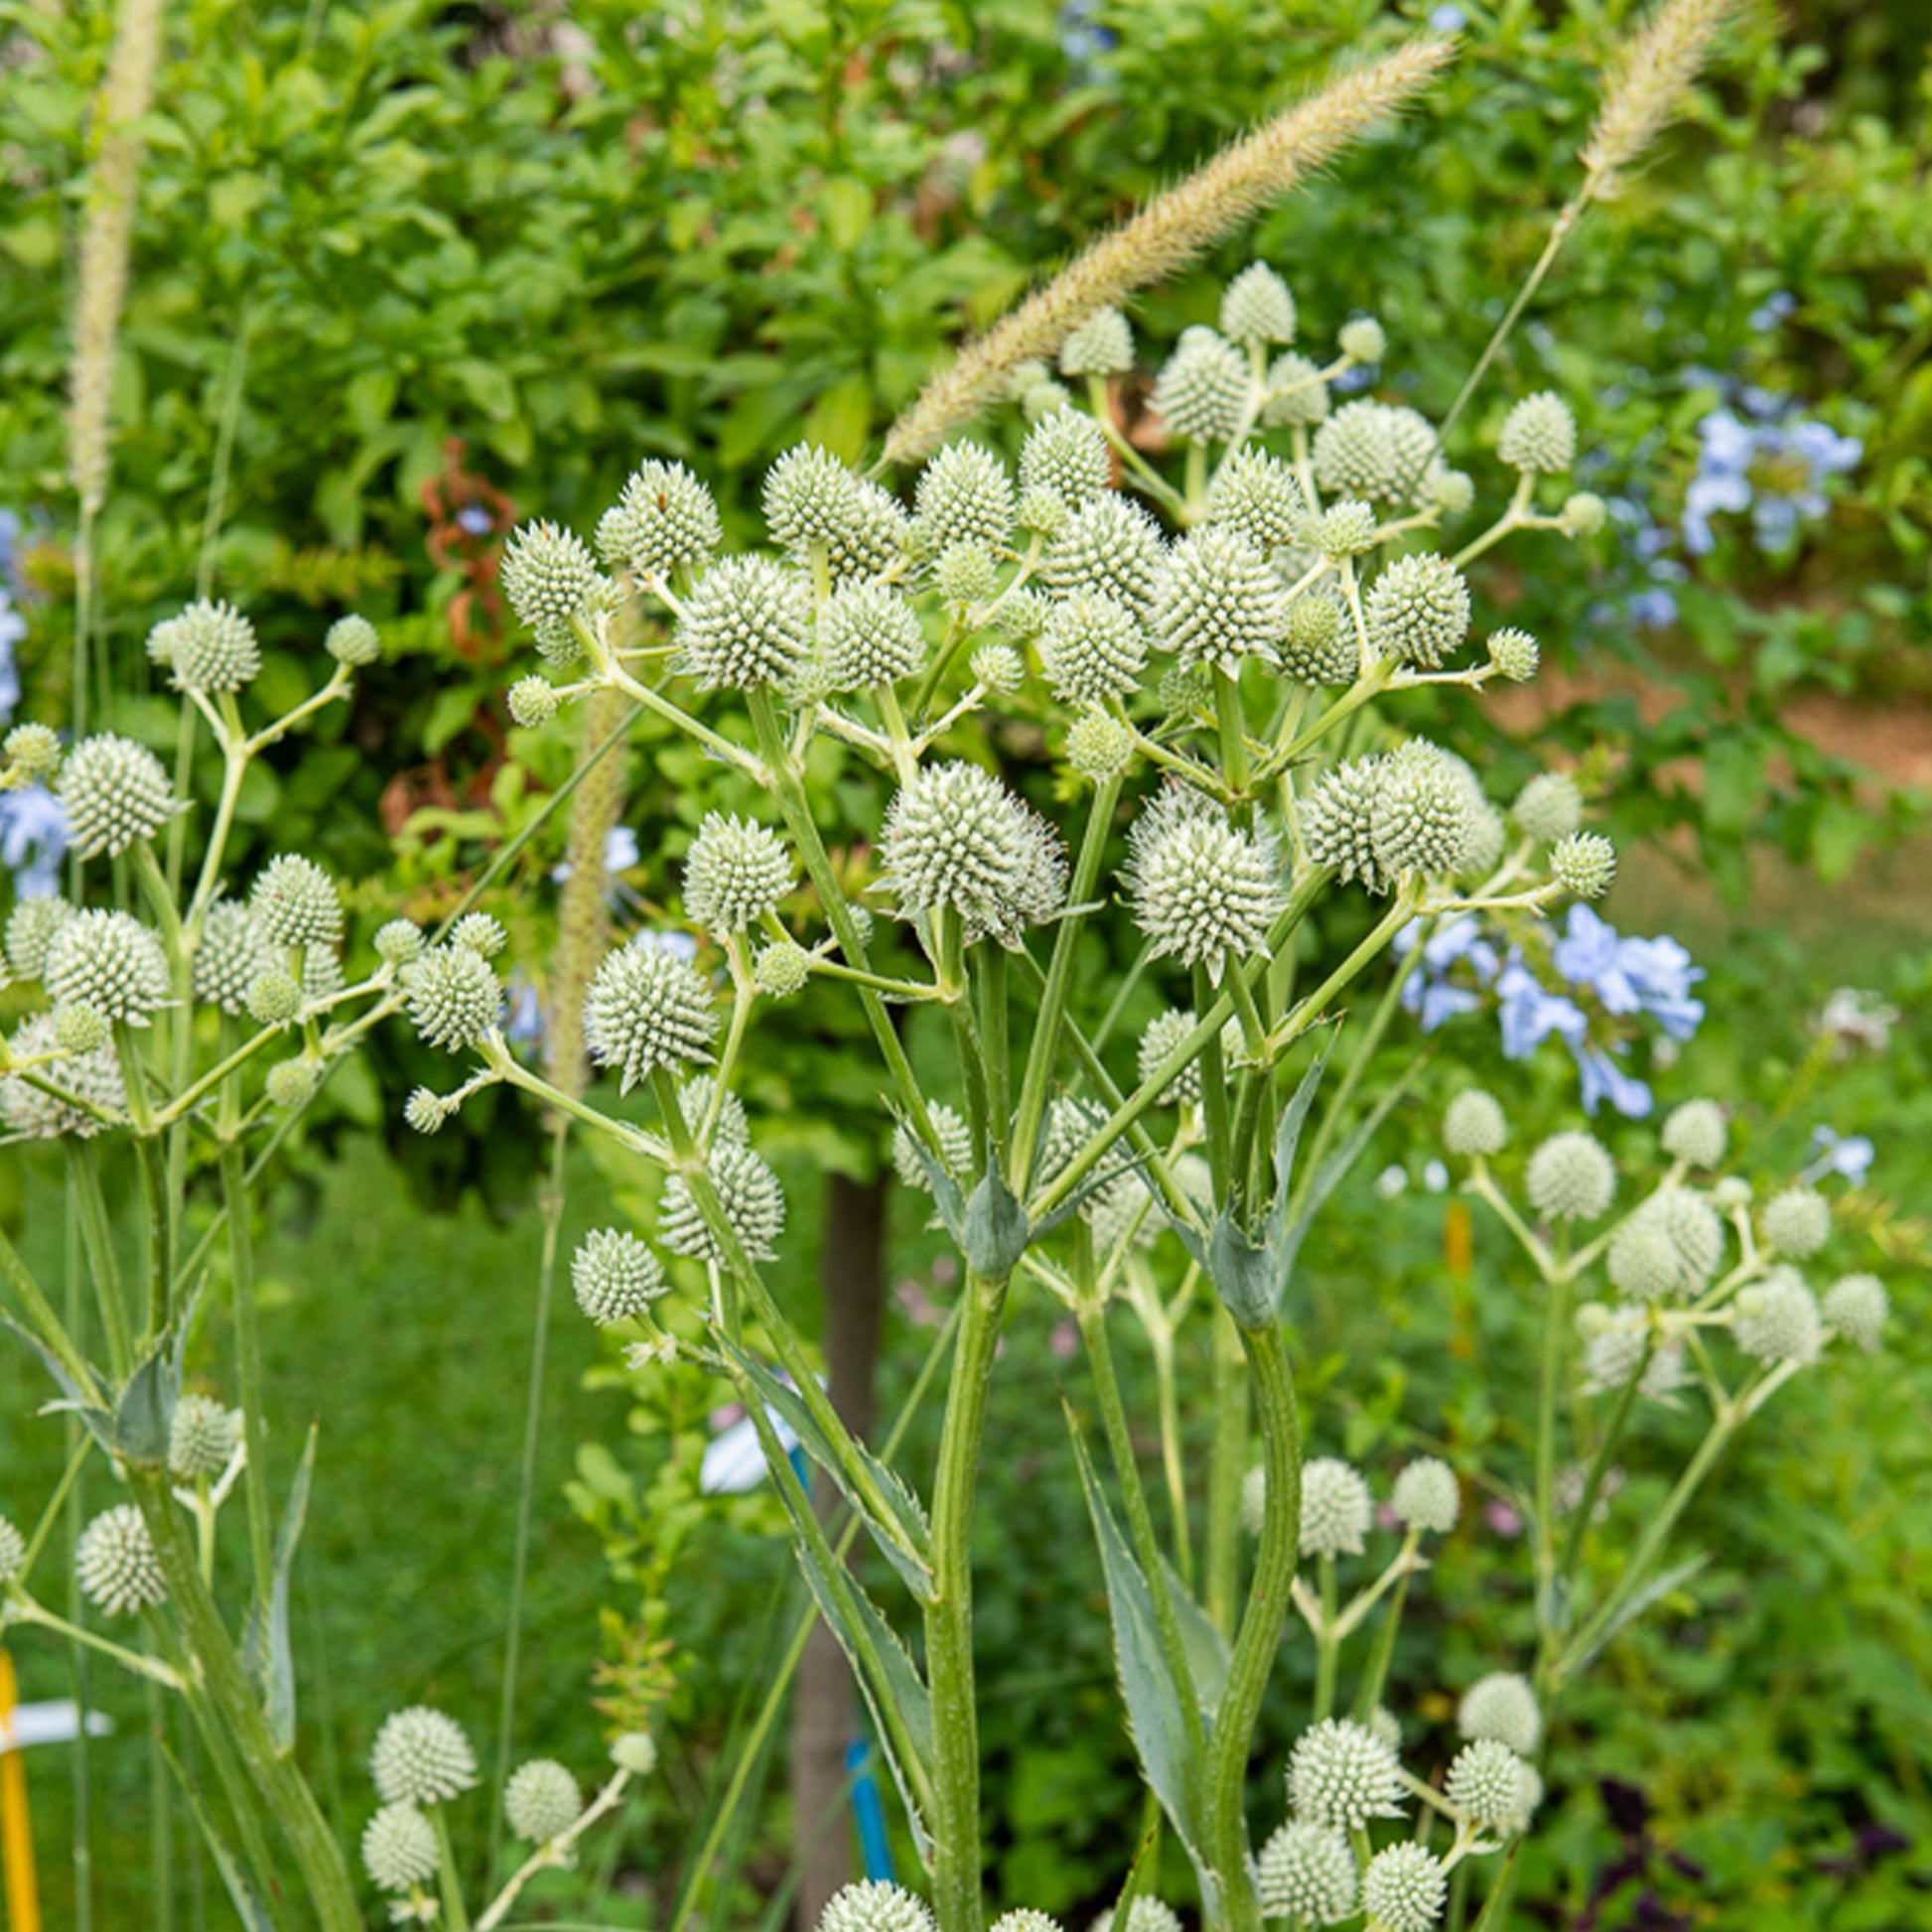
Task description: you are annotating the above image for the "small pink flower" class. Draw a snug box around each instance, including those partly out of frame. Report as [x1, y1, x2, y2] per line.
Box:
[708, 1402, 747, 1433]
[1484, 1500, 1524, 1538]
[1050, 1318, 1079, 1360]
[1375, 1501, 1401, 1531]
[896, 1280, 944, 1328]
[932, 1255, 959, 1288]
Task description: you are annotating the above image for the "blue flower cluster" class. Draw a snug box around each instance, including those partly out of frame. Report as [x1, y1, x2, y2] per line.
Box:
[1398, 904, 1706, 1118]
[0, 510, 67, 897]
[1681, 393, 1862, 557]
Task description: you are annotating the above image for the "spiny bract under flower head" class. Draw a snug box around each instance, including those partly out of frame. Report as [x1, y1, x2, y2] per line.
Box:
[1526, 1131, 1617, 1223]
[1660, 1097, 1726, 1169]
[76, 1504, 167, 1616]
[362, 1803, 439, 1893]
[1020, 410, 1112, 507]
[1513, 772, 1584, 843]
[1552, 830, 1616, 899]
[1154, 526, 1289, 676]
[1391, 1456, 1459, 1535]
[586, 941, 718, 1092]
[56, 733, 176, 861]
[1288, 1717, 1406, 1831]
[166, 600, 261, 692]
[371, 1706, 480, 1808]
[1760, 1185, 1832, 1259]
[45, 909, 171, 1028]
[326, 614, 381, 667]
[1457, 1672, 1541, 1756]
[820, 583, 926, 691]
[817, 1881, 937, 1932]
[1300, 1456, 1372, 1559]
[1362, 1842, 1447, 1932]
[1152, 327, 1248, 444]
[1498, 391, 1578, 474]
[1124, 784, 1283, 984]
[1444, 1088, 1507, 1158]
[1258, 1820, 1357, 1925]
[2, 1013, 125, 1139]
[1445, 1738, 1536, 1834]
[915, 443, 1015, 554]
[169, 1394, 241, 1480]
[1220, 262, 1297, 345]
[504, 1757, 582, 1843]
[659, 1140, 786, 1265]
[502, 521, 606, 663]
[1059, 308, 1134, 378]
[1044, 493, 1168, 621]
[251, 855, 343, 949]
[599, 460, 723, 580]
[684, 814, 793, 932]
[573, 1228, 667, 1325]
[1262, 350, 1331, 428]
[1364, 554, 1470, 670]
[403, 945, 501, 1052]
[677, 555, 813, 691]
[1037, 593, 1148, 707]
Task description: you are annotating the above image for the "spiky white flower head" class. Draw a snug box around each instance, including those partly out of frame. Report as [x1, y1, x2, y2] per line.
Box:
[1552, 830, 1616, 899]
[1152, 327, 1248, 443]
[1134, 1009, 1240, 1107]
[56, 733, 176, 860]
[1035, 1095, 1107, 1197]
[1021, 410, 1112, 507]
[1367, 1706, 1402, 1754]
[659, 1140, 786, 1264]
[1313, 401, 1436, 506]
[1651, 1187, 1725, 1286]
[820, 583, 925, 691]
[764, 444, 863, 552]
[1066, 711, 1136, 782]
[266, 1058, 319, 1108]
[1278, 592, 1355, 686]
[599, 460, 723, 580]
[240, 965, 297, 1027]
[1607, 1220, 1681, 1303]
[192, 899, 273, 1017]
[1361, 1843, 1447, 1932]
[1037, 593, 1148, 707]
[1486, 625, 1540, 682]
[1124, 783, 1284, 985]
[1577, 1302, 1677, 1399]
[1, 1015, 123, 1143]
[1258, 1821, 1356, 1925]
[1712, 1175, 1752, 1213]
[1427, 463, 1475, 515]
[371, 1707, 480, 1807]
[1513, 772, 1584, 843]
[326, 614, 381, 667]
[165, 599, 261, 692]
[586, 941, 718, 1092]
[1444, 1088, 1507, 1158]
[1560, 490, 1608, 539]
[1526, 1130, 1616, 1223]
[1019, 488, 1068, 538]
[676, 555, 813, 691]
[1044, 494, 1168, 620]
[755, 942, 810, 999]
[883, 761, 1067, 948]
[828, 481, 915, 586]
[1022, 382, 1074, 424]
[362, 1803, 439, 1893]
[169, 1394, 241, 1480]
[504, 1758, 582, 1843]
[572, 1228, 667, 1325]
[1288, 1718, 1406, 1830]
[1154, 526, 1290, 677]
[1660, 1098, 1725, 1169]
[914, 443, 1015, 554]
[374, 919, 426, 968]
[403, 1088, 450, 1135]
[1823, 1274, 1887, 1351]
[1300, 1456, 1373, 1558]
[251, 855, 343, 950]
[1085, 1901, 1179, 1932]
[1370, 742, 1477, 880]
[970, 641, 1025, 695]
[76, 1504, 167, 1616]
[1760, 1185, 1831, 1258]
[936, 542, 999, 608]
[508, 675, 561, 728]
[1498, 391, 1577, 474]
[7, 896, 72, 982]
[1457, 1672, 1541, 1756]
[678, 1073, 750, 1147]
[54, 1002, 108, 1054]
[1337, 316, 1386, 364]
[1203, 449, 1300, 554]
[682, 814, 792, 934]
[992, 1912, 1062, 1932]
[45, 909, 170, 1027]
[1306, 501, 1373, 558]
[1220, 263, 1297, 345]
[403, 945, 501, 1052]
[1363, 554, 1469, 670]
[502, 521, 608, 663]
[1262, 350, 1331, 428]
[1445, 1738, 1535, 1834]
[4, 722, 62, 777]
[1302, 758, 1390, 896]
[892, 1101, 975, 1191]
[1732, 1269, 1823, 1365]
[1391, 1456, 1459, 1535]
[439, 914, 502, 963]
[1159, 664, 1213, 722]
[0, 1513, 25, 1587]
[818, 1880, 937, 1932]
[1059, 308, 1134, 378]
[611, 1730, 658, 1775]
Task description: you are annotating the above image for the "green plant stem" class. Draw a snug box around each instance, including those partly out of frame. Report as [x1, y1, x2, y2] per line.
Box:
[1533, 1266, 1573, 1626]
[217, 1138, 275, 1612]
[1312, 1558, 1338, 1721]
[434, 1806, 472, 1930]
[1441, 201, 1581, 438]
[9, 1598, 185, 1686]
[1203, 1307, 1248, 1637]
[1193, 962, 1232, 1196]
[1350, 1562, 1413, 1724]
[1150, 1320, 1194, 1589]
[1552, 1344, 1650, 1605]
[67, 1143, 132, 1382]
[980, 942, 1010, 1148]
[1206, 1319, 1301, 1932]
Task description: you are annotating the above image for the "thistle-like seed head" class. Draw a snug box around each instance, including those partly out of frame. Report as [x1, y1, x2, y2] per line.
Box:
[1312, 501, 1379, 557]
[251, 855, 344, 949]
[56, 733, 176, 860]
[1258, 1821, 1357, 1924]
[891, 1101, 975, 1191]
[1512, 771, 1583, 842]
[502, 521, 608, 664]
[658, 1140, 786, 1265]
[1456, 1672, 1541, 1755]
[818, 1882, 938, 1932]
[935, 542, 999, 608]
[1369, 741, 1478, 880]
[754, 942, 811, 999]
[1300, 1456, 1373, 1558]
[1043, 493, 1169, 620]
[585, 940, 718, 1092]
[504, 1757, 582, 1843]
[1301, 758, 1392, 897]
[402, 945, 502, 1052]
[1760, 1185, 1831, 1258]
[913, 443, 1015, 554]
[1153, 526, 1289, 677]
[194, 899, 275, 1017]
[1312, 399, 1435, 506]
[1124, 784, 1283, 984]
[374, 919, 426, 968]
[7, 896, 74, 982]
[3, 722, 62, 778]
[1498, 390, 1578, 474]
[1018, 488, 1068, 538]
[1019, 411, 1112, 507]
[1220, 262, 1297, 345]
[1445, 1738, 1538, 1834]
[45, 909, 171, 1027]
[326, 614, 381, 667]
[1660, 1097, 1726, 1169]
[1526, 1130, 1616, 1223]
[76, 1504, 167, 1616]
[1444, 1088, 1507, 1158]
[599, 460, 723, 580]
[1822, 1273, 1887, 1352]
[819, 583, 926, 691]
[1391, 1456, 1459, 1535]
[362, 1803, 439, 1893]
[572, 1227, 668, 1325]
[1151, 326, 1248, 444]
[1206, 447, 1307, 554]
[1363, 553, 1470, 669]
[1064, 710, 1135, 782]
[684, 814, 793, 932]
[2, 1014, 125, 1139]
[1261, 350, 1331, 428]
[1058, 308, 1134, 378]
[824, 481, 912, 586]
[763, 445, 864, 553]
[676, 556, 814, 691]
[1732, 1270, 1824, 1365]
[449, 912, 506, 959]
[1551, 830, 1616, 899]
[1280, 591, 1357, 686]
[1337, 316, 1386, 363]
[169, 1394, 241, 1480]
[1287, 1717, 1406, 1830]
[1037, 593, 1148, 707]
[166, 599, 261, 692]
[1361, 1842, 1447, 1932]
[508, 675, 561, 728]
[371, 1706, 480, 1807]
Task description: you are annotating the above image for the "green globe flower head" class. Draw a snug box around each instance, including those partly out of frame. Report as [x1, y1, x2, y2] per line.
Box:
[1444, 1088, 1507, 1158]
[1262, 350, 1331, 428]
[1152, 326, 1249, 444]
[818, 1881, 938, 1932]
[572, 1228, 668, 1326]
[1020, 410, 1112, 508]
[402, 1087, 450, 1135]
[1823, 1273, 1887, 1352]
[1137, 1008, 1243, 1108]
[914, 442, 1015, 554]
[1300, 1456, 1372, 1559]
[825, 481, 914, 586]
[892, 1100, 975, 1192]
[1208, 447, 1308, 554]
[1526, 1130, 1616, 1223]
[1512, 771, 1583, 843]
[1287, 1717, 1406, 1831]
[162, 599, 261, 692]
[1445, 1738, 1538, 1834]
[1124, 783, 1283, 985]
[1607, 1217, 1685, 1302]
[1364, 553, 1470, 669]
[754, 941, 811, 999]
[684, 814, 793, 933]
[45, 909, 171, 1028]
[1760, 1185, 1831, 1258]
[1362, 1842, 1447, 1932]
[1258, 1820, 1357, 1925]
[610, 1730, 659, 1775]
[1302, 758, 1393, 897]
[402, 945, 501, 1052]
[1021, 382, 1074, 424]
[676, 555, 813, 691]
[676, 1074, 750, 1148]
[504, 1757, 582, 1844]
[193, 899, 274, 1017]
[1660, 1097, 1726, 1169]
[585, 940, 718, 1092]
[1154, 525, 1290, 676]
[1487, 626, 1541, 682]
[1732, 1269, 1824, 1365]
[1391, 1455, 1459, 1535]
[1313, 400, 1436, 506]
[371, 1706, 480, 1808]
[1220, 262, 1297, 345]
[935, 541, 999, 608]
[1497, 390, 1578, 474]
[763, 444, 864, 553]
[266, 1057, 319, 1109]
[659, 1139, 787, 1265]
[53, 1001, 110, 1055]
[991, 1912, 1062, 1932]
[1044, 493, 1169, 621]
[507, 675, 561, 728]
[76, 1504, 168, 1616]
[1038, 593, 1148, 707]
[1337, 316, 1386, 364]
[1059, 308, 1134, 378]
[169, 1394, 241, 1480]
[1281, 591, 1357, 686]
[502, 521, 609, 664]
[820, 583, 926, 691]
[1560, 490, 1609, 538]
[1456, 1671, 1541, 1755]
[361, 1803, 439, 1894]
[251, 854, 344, 950]
[2, 1014, 125, 1140]
[1369, 741, 1479, 881]
[4, 722, 62, 778]
[1312, 501, 1378, 557]
[56, 733, 177, 860]
[1065, 710, 1136, 783]
[374, 918, 426, 968]
[7, 895, 73, 982]
[1427, 463, 1476, 515]
[326, 614, 381, 667]
[442, 912, 502, 960]
[1018, 487, 1068, 538]
[1552, 830, 1616, 899]
[598, 460, 723, 580]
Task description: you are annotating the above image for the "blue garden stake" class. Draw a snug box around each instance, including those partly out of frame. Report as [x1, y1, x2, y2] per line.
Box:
[846, 1736, 895, 1882]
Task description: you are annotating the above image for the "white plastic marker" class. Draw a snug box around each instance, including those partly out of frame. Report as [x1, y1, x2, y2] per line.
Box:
[1, 1647, 115, 1932]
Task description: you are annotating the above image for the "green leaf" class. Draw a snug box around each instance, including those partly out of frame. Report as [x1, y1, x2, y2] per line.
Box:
[114, 1340, 177, 1465]
[819, 177, 875, 253]
[1159, 1553, 1230, 1720]
[962, 1162, 1031, 1278]
[1565, 1554, 1711, 1676]
[159, 1737, 278, 1932]
[263, 1425, 319, 1752]
[2, 1313, 113, 1450]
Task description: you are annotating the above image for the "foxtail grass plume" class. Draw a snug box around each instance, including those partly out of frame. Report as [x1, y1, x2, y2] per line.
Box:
[1582, 0, 1744, 203]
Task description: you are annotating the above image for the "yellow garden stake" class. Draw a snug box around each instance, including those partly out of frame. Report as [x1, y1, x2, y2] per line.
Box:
[0, 1646, 43, 1932]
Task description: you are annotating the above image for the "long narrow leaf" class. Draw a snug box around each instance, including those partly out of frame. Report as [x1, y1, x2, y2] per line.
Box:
[160, 1737, 278, 1932]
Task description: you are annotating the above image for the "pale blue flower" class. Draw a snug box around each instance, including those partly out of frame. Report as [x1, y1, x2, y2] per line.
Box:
[0, 786, 66, 896]
[1803, 1126, 1873, 1186]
